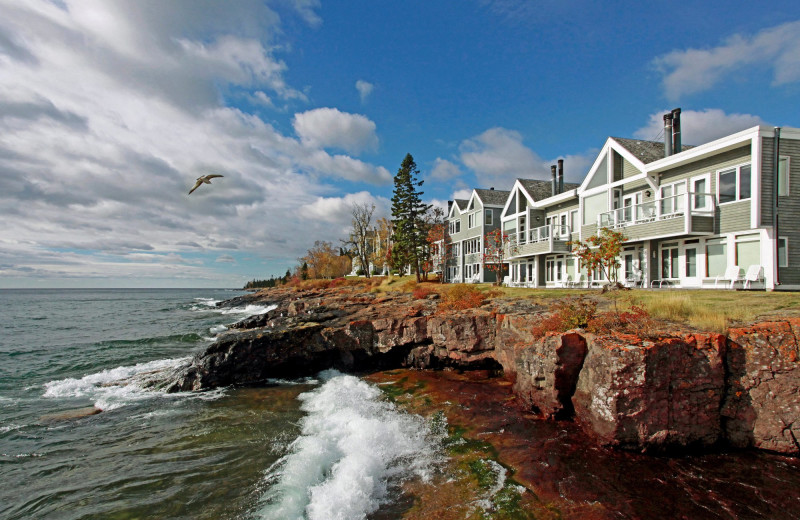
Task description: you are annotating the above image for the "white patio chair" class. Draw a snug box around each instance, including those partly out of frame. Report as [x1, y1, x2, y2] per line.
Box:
[502, 275, 511, 287]
[742, 265, 764, 289]
[715, 265, 743, 289]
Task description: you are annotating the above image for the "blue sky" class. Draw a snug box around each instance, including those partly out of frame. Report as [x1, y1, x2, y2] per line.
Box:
[1, 0, 798, 288]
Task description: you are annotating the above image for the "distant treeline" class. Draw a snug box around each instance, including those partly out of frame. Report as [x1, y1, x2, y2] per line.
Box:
[243, 269, 293, 289]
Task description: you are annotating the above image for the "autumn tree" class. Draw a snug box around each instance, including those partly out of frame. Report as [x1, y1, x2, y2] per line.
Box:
[568, 227, 627, 287]
[422, 206, 448, 281]
[369, 217, 392, 275]
[302, 241, 351, 279]
[482, 228, 515, 285]
[343, 202, 376, 278]
[390, 153, 430, 282]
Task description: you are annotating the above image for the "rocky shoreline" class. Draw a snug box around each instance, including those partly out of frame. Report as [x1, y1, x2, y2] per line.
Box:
[163, 284, 800, 455]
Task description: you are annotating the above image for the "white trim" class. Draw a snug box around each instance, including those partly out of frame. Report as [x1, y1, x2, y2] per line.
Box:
[751, 135, 761, 229]
[690, 173, 712, 211]
[646, 126, 760, 173]
[716, 162, 753, 207]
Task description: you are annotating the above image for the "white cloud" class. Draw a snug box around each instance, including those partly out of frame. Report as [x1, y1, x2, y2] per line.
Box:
[459, 127, 548, 186]
[216, 254, 236, 263]
[633, 108, 766, 146]
[451, 189, 473, 201]
[430, 158, 462, 181]
[293, 107, 379, 155]
[299, 191, 389, 228]
[0, 0, 392, 287]
[355, 80, 374, 102]
[654, 20, 800, 100]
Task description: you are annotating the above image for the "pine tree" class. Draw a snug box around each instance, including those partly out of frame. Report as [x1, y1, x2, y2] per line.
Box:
[301, 262, 309, 280]
[390, 153, 431, 282]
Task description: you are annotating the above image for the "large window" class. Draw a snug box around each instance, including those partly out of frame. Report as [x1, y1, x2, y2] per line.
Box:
[449, 220, 461, 234]
[464, 238, 481, 255]
[691, 175, 710, 209]
[718, 164, 751, 204]
[778, 157, 790, 196]
[735, 235, 760, 269]
[705, 238, 727, 277]
[485, 209, 493, 226]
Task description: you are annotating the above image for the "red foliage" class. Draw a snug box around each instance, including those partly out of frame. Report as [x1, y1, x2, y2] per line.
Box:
[437, 285, 486, 311]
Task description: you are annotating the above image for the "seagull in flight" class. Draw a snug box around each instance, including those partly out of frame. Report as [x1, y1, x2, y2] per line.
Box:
[189, 174, 224, 195]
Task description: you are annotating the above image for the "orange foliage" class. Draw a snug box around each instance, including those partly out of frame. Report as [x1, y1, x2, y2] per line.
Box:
[437, 285, 486, 311]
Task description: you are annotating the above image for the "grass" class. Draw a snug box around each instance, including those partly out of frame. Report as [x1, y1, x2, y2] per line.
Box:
[285, 275, 800, 332]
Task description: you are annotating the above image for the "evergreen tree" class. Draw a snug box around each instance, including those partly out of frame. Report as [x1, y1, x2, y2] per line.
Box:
[390, 153, 431, 282]
[301, 262, 309, 280]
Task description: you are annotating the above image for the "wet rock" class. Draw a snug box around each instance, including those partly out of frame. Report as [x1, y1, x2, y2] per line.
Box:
[40, 406, 102, 423]
[722, 319, 800, 454]
[573, 333, 726, 451]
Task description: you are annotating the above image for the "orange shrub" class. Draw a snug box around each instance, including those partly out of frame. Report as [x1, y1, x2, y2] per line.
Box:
[531, 297, 597, 337]
[412, 285, 436, 300]
[588, 305, 657, 337]
[438, 285, 486, 312]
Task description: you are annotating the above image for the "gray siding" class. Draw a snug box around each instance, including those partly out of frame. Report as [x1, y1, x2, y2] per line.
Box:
[581, 223, 598, 239]
[767, 138, 800, 285]
[659, 145, 751, 193]
[717, 201, 751, 234]
[621, 217, 685, 242]
[623, 157, 641, 179]
[691, 216, 714, 233]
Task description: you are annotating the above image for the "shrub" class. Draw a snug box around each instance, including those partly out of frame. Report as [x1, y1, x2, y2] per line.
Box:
[356, 268, 365, 276]
[587, 305, 657, 336]
[531, 297, 597, 337]
[438, 285, 486, 312]
[412, 285, 436, 300]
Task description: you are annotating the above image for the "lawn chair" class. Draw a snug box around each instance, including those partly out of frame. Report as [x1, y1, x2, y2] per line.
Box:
[571, 273, 586, 288]
[742, 265, 764, 289]
[715, 265, 743, 289]
[502, 275, 511, 287]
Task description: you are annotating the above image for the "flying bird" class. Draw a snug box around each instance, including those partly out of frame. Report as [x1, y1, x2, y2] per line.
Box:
[188, 174, 224, 195]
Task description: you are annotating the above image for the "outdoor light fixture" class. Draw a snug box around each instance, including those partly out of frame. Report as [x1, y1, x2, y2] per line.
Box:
[645, 190, 652, 197]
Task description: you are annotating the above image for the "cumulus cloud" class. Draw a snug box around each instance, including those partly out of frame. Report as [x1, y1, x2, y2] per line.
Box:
[459, 127, 548, 186]
[429, 158, 462, 181]
[633, 108, 767, 146]
[299, 191, 389, 226]
[355, 80, 374, 102]
[654, 20, 800, 100]
[451, 188, 473, 201]
[0, 0, 391, 287]
[293, 107, 379, 155]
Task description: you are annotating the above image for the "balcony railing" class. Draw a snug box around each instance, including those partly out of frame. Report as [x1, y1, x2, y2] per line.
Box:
[598, 192, 714, 228]
[506, 224, 571, 247]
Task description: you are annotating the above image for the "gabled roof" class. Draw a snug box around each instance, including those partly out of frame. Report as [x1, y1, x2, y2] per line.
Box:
[611, 137, 695, 164]
[474, 188, 510, 206]
[518, 179, 579, 201]
[453, 199, 468, 210]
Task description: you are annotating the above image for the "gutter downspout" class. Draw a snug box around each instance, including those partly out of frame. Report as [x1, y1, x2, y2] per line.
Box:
[774, 127, 781, 287]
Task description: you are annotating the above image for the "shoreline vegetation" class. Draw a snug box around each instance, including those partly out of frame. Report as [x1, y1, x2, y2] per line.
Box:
[252, 274, 800, 333]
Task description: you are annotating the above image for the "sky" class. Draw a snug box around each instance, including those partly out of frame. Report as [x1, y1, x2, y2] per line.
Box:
[1, 0, 799, 288]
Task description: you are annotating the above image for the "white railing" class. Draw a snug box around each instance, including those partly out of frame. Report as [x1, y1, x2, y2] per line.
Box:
[506, 224, 571, 248]
[598, 192, 714, 228]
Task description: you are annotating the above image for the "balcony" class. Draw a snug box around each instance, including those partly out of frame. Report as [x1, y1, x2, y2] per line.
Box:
[506, 224, 572, 257]
[597, 192, 715, 241]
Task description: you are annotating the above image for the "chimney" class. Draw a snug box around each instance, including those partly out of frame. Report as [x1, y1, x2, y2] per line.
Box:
[490, 187, 494, 190]
[551, 165, 557, 196]
[663, 112, 673, 157]
[557, 159, 564, 194]
[671, 108, 682, 154]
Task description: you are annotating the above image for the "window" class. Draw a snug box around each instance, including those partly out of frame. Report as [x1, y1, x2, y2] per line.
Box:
[485, 209, 493, 226]
[468, 213, 476, 229]
[450, 242, 460, 257]
[448, 220, 461, 234]
[735, 235, 760, 269]
[464, 238, 481, 255]
[660, 181, 686, 215]
[778, 157, 790, 196]
[778, 237, 789, 267]
[718, 164, 751, 204]
[692, 176, 710, 209]
[583, 192, 607, 225]
[685, 248, 697, 277]
[705, 238, 727, 277]
[570, 210, 578, 234]
[661, 242, 679, 279]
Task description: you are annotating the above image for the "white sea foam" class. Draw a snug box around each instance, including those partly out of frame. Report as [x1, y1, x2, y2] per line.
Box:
[194, 297, 220, 307]
[256, 370, 442, 520]
[220, 303, 277, 316]
[42, 357, 190, 411]
[210, 324, 228, 334]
